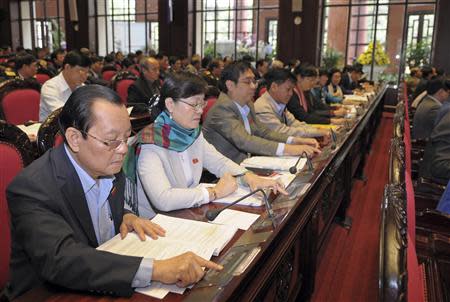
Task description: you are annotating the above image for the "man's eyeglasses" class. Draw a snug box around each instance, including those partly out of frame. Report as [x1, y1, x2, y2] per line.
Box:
[238, 78, 257, 86]
[177, 99, 207, 111]
[80, 130, 128, 151]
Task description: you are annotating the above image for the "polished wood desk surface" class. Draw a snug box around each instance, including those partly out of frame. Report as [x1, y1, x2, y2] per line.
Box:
[14, 87, 386, 302]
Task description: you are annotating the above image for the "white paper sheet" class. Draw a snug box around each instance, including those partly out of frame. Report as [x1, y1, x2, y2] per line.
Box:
[240, 156, 307, 172]
[127, 106, 134, 115]
[211, 209, 260, 230]
[17, 123, 41, 137]
[198, 183, 264, 206]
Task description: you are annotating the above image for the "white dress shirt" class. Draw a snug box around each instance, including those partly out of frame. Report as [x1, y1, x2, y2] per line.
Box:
[39, 72, 73, 121]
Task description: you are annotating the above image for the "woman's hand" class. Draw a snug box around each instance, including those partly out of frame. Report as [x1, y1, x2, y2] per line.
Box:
[214, 172, 238, 199]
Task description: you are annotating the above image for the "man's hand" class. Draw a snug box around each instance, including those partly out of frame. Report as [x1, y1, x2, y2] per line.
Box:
[291, 137, 319, 148]
[152, 252, 223, 287]
[120, 213, 166, 241]
[284, 144, 321, 157]
[333, 107, 347, 117]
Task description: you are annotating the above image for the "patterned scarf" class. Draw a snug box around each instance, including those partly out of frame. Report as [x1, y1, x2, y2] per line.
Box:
[122, 110, 201, 214]
[328, 83, 344, 98]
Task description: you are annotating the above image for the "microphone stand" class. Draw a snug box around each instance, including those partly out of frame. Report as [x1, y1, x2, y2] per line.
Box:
[206, 189, 273, 221]
[330, 128, 337, 150]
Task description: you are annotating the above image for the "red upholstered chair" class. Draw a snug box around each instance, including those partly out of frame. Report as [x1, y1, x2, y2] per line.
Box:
[130, 68, 140, 77]
[35, 73, 51, 85]
[102, 70, 117, 82]
[0, 121, 34, 289]
[0, 79, 41, 125]
[36, 107, 64, 156]
[201, 97, 217, 123]
[111, 71, 138, 105]
[258, 86, 267, 98]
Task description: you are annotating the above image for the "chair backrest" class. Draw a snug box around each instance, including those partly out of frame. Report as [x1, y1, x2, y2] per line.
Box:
[0, 121, 34, 289]
[35, 73, 51, 85]
[116, 79, 136, 105]
[0, 79, 41, 125]
[37, 107, 63, 156]
[102, 70, 117, 82]
[111, 71, 137, 105]
[2, 89, 40, 124]
[201, 97, 217, 122]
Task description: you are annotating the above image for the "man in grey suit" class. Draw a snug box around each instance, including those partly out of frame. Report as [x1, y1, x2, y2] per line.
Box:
[412, 78, 450, 140]
[419, 104, 450, 185]
[5, 85, 222, 299]
[202, 61, 321, 164]
[254, 68, 330, 139]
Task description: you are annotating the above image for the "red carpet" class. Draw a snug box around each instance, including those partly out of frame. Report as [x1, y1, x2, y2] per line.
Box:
[311, 114, 393, 302]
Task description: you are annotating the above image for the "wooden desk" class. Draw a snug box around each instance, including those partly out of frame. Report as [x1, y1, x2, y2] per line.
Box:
[15, 87, 387, 302]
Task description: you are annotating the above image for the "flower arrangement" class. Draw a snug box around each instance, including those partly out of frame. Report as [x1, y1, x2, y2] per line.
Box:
[357, 41, 391, 66]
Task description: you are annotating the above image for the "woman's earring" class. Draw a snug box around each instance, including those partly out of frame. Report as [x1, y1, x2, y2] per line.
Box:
[169, 112, 173, 119]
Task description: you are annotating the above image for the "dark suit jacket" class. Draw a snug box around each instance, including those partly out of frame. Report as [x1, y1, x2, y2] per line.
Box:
[412, 95, 442, 140]
[202, 92, 289, 163]
[287, 89, 332, 124]
[6, 145, 142, 299]
[419, 109, 450, 185]
[127, 76, 161, 113]
[340, 73, 358, 94]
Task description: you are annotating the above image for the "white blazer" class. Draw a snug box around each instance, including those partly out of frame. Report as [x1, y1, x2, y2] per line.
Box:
[136, 132, 246, 218]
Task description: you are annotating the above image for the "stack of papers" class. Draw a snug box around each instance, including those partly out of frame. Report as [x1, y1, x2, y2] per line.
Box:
[97, 214, 237, 299]
[344, 94, 368, 102]
[241, 156, 306, 172]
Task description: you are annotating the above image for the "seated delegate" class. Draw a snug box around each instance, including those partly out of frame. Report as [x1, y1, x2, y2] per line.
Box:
[6, 85, 222, 299]
[123, 72, 286, 217]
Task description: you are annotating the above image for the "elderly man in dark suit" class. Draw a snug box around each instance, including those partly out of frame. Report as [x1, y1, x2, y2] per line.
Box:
[202, 61, 321, 164]
[5, 85, 222, 300]
[412, 78, 450, 140]
[127, 57, 161, 113]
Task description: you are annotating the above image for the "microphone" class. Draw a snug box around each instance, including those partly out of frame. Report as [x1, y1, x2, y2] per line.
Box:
[289, 151, 313, 174]
[206, 189, 274, 221]
[330, 129, 337, 150]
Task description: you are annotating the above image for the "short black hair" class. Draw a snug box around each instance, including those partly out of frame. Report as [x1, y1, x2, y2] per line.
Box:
[157, 72, 207, 111]
[318, 68, 328, 77]
[219, 61, 252, 93]
[15, 54, 36, 70]
[202, 56, 212, 69]
[328, 67, 342, 79]
[122, 58, 134, 68]
[293, 64, 318, 78]
[169, 56, 179, 66]
[421, 65, 433, 78]
[63, 51, 91, 68]
[264, 68, 296, 89]
[104, 54, 115, 63]
[135, 50, 143, 56]
[256, 59, 268, 68]
[51, 48, 65, 60]
[426, 78, 450, 95]
[59, 85, 122, 141]
[155, 53, 167, 60]
[208, 59, 222, 71]
[90, 56, 104, 64]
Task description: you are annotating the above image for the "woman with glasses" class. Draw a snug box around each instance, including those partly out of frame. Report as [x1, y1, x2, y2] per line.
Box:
[123, 72, 286, 218]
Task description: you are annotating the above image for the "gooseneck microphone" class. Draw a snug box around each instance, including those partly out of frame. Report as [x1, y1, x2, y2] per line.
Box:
[206, 189, 273, 221]
[330, 129, 337, 150]
[289, 151, 314, 174]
